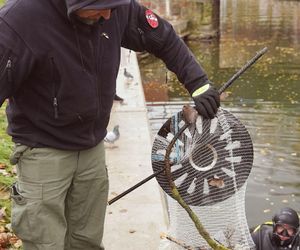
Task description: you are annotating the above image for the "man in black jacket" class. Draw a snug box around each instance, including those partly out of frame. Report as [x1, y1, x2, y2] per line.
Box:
[0, 0, 220, 249]
[252, 207, 300, 250]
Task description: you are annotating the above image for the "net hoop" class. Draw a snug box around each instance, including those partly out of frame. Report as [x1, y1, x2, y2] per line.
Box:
[151, 108, 253, 206]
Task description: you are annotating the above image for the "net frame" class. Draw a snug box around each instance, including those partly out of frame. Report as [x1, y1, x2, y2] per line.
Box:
[152, 108, 255, 249]
[152, 108, 253, 206]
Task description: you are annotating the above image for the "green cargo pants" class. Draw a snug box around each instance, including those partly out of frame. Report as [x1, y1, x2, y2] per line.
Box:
[10, 141, 109, 250]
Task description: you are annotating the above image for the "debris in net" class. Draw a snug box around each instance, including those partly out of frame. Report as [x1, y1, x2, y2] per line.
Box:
[182, 105, 198, 124]
[208, 177, 225, 188]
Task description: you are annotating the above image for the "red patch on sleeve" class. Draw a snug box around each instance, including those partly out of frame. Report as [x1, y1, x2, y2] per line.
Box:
[145, 9, 159, 29]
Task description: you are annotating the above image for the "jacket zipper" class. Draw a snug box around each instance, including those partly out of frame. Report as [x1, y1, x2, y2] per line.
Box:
[96, 27, 103, 115]
[6, 58, 12, 83]
[92, 26, 104, 143]
[137, 27, 147, 45]
[50, 57, 59, 119]
[53, 97, 58, 119]
[0, 52, 12, 82]
[85, 26, 101, 143]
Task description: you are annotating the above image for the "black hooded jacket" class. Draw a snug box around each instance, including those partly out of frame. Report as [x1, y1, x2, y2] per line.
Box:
[0, 0, 208, 150]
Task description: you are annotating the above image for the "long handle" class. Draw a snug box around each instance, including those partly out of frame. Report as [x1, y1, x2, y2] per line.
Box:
[108, 168, 165, 205]
[108, 47, 268, 205]
[218, 47, 268, 94]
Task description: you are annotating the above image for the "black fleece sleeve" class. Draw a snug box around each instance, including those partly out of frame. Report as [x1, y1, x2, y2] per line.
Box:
[121, 0, 209, 94]
[0, 19, 35, 106]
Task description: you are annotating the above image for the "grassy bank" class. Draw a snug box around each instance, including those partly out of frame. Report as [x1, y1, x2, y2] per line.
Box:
[0, 102, 15, 188]
[0, 0, 20, 246]
[0, 103, 21, 249]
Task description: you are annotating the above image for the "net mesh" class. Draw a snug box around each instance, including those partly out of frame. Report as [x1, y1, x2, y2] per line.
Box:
[151, 108, 256, 249]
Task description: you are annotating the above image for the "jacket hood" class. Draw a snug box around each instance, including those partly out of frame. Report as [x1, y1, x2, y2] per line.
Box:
[66, 0, 130, 16]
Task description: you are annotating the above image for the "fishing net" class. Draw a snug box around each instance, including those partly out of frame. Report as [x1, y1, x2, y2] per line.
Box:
[151, 107, 256, 249]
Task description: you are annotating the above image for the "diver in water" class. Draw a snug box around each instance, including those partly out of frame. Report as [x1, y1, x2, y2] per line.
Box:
[251, 207, 300, 249]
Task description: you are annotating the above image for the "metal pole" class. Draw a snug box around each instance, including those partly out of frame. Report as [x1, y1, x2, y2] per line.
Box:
[218, 47, 268, 94]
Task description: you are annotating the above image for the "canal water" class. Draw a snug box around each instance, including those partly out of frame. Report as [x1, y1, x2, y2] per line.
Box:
[139, 0, 300, 227]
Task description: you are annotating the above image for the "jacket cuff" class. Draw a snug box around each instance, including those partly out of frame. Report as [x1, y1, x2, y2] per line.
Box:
[187, 79, 212, 96]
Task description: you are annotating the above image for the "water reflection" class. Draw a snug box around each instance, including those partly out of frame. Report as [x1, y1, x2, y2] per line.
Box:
[232, 102, 300, 227]
[140, 0, 300, 227]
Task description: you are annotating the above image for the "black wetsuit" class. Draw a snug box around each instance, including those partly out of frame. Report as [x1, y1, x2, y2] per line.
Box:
[252, 224, 300, 250]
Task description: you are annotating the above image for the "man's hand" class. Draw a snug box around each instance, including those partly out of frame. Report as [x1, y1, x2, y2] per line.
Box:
[192, 83, 220, 119]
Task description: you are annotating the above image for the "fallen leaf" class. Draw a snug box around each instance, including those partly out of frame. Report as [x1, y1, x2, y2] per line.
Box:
[0, 232, 12, 247]
[260, 149, 267, 155]
[220, 92, 230, 101]
[208, 178, 225, 188]
[0, 208, 6, 221]
[0, 170, 9, 176]
[13, 239, 22, 248]
[8, 235, 19, 245]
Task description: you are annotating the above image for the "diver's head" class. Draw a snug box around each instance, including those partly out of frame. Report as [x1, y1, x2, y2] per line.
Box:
[272, 207, 299, 247]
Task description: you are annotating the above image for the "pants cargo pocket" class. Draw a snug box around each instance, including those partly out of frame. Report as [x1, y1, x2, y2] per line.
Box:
[11, 181, 44, 243]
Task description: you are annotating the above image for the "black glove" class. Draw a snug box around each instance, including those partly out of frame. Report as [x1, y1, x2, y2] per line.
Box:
[192, 84, 220, 119]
